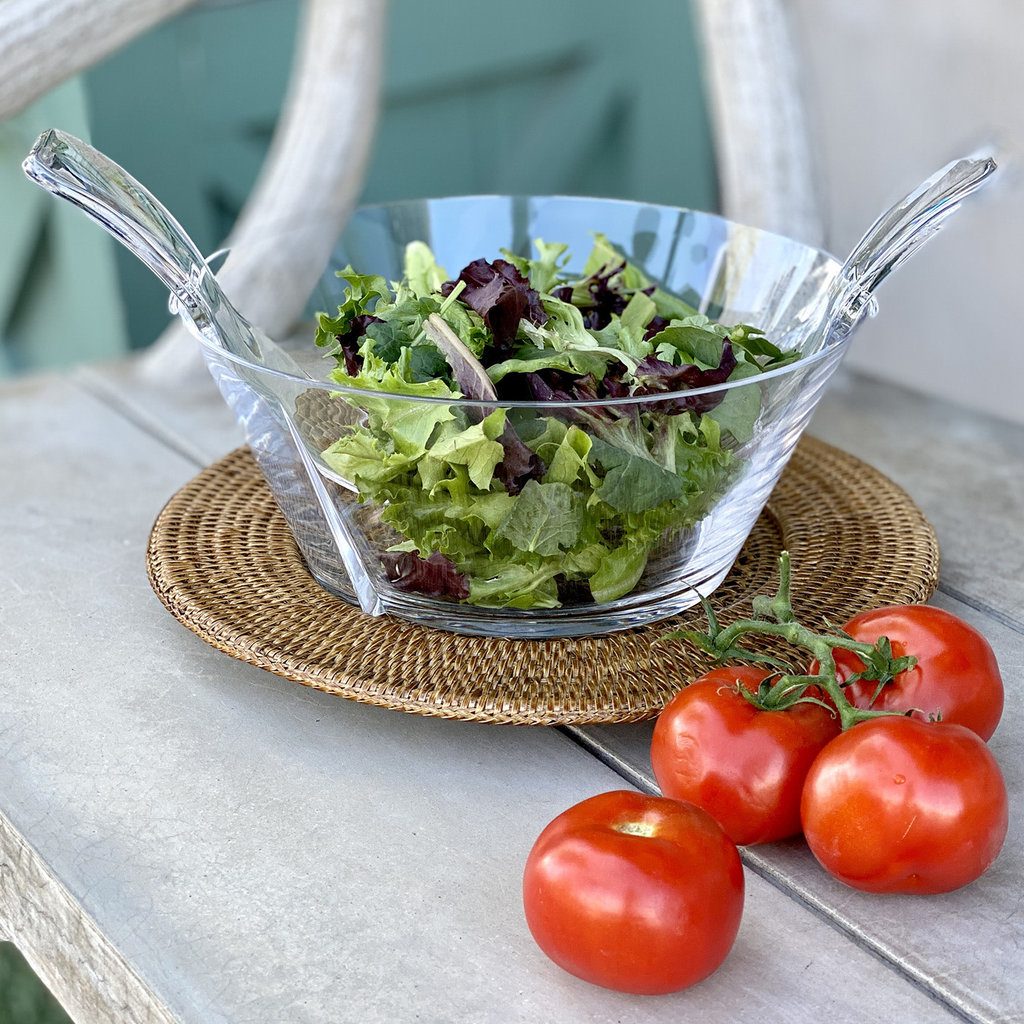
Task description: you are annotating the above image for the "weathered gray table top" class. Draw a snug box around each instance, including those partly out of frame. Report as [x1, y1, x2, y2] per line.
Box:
[1, 357, 1021, 1024]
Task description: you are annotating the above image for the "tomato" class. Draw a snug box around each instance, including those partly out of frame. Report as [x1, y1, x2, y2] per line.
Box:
[801, 716, 1008, 894]
[650, 666, 840, 845]
[522, 790, 744, 994]
[826, 605, 1003, 740]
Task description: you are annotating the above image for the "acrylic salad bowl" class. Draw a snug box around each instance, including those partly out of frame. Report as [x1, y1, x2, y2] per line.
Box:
[23, 130, 996, 637]
[254, 196, 849, 638]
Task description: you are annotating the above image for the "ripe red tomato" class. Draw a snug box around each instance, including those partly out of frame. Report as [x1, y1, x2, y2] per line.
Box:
[827, 605, 1003, 740]
[650, 666, 840, 845]
[801, 716, 1008, 894]
[522, 790, 744, 994]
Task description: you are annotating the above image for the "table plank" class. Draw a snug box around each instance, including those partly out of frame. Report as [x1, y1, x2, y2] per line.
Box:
[75, 358, 244, 466]
[0, 367, 971, 1022]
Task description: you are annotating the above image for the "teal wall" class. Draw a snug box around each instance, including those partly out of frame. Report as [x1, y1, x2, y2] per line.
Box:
[0, 81, 129, 374]
[5, 0, 716, 369]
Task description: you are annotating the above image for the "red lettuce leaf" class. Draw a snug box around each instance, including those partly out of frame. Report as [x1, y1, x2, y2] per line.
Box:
[496, 425, 546, 495]
[524, 344, 737, 417]
[632, 341, 738, 414]
[333, 313, 382, 376]
[554, 261, 639, 331]
[524, 363, 630, 404]
[380, 550, 470, 600]
[442, 258, 547, 354]
[580, 262, 630, 329]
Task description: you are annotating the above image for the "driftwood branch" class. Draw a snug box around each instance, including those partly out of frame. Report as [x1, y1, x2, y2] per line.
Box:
[140, 0, 387, 384]
[0, 0, 198, 121]
[692, 0, 823, 246]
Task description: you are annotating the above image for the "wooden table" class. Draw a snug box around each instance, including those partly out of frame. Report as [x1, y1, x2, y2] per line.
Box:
[1, 356, 1021, 1023]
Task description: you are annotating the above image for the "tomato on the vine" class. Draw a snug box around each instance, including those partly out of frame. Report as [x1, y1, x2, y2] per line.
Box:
[801, 716, 1008, 894]
[826, 605, 1003, 740]
[651, 666, 840, 845]
[522, 790, 744, 994]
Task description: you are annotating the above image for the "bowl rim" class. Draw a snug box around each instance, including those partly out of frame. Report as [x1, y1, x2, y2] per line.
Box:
[195, 193, 849, 409]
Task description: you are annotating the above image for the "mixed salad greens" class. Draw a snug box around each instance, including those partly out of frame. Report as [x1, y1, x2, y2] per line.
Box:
[314, 235, 795, 610]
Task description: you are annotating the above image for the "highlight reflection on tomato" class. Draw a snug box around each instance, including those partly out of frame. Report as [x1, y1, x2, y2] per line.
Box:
[801, 716, 1008, 894]
[522, 791, 744, 994]
[651, 666, 840, 845]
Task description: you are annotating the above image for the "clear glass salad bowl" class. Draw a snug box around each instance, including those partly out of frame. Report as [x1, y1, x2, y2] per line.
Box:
[196, 195, 849, 637]
[25, 128, 994, 638]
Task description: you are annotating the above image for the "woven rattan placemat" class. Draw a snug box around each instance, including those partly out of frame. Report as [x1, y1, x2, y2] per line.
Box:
[146, 437, 939, 725]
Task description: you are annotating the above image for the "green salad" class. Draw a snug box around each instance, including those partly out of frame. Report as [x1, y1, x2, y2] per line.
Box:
[314, 236, 794, 610]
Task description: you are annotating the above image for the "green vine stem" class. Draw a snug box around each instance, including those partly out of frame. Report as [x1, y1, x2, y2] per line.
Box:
[667, 552, 917, 730]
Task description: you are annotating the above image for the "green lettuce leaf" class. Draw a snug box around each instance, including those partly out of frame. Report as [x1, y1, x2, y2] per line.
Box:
[466, 558, 562, 609]
[321, 430, 417, 489]
[425, 407, 507, 490]
[543, 424, 593, 487]
[328, 364, 458, 455]
[486, 345, 609, 384]
[588, 437, 686, 513]
[588, 540, 650, 604]
[403, 240, 449, 297]
[492, 479, 583, 557]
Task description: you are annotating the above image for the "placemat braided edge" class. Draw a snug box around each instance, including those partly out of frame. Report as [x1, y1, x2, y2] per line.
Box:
[146, 437, 940, 725]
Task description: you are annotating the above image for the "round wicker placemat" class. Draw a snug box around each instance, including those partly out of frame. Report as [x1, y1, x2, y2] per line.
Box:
[146, 437, 939, 725]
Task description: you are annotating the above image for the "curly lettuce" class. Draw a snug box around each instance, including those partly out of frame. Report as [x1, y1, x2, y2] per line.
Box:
[314, 237, 791, 609]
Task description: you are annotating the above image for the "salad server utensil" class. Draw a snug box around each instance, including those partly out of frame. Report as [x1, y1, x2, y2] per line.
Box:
[813, 153, 998, 349]
[22, 128, 308, 377]
[23, 128, 385, 616]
